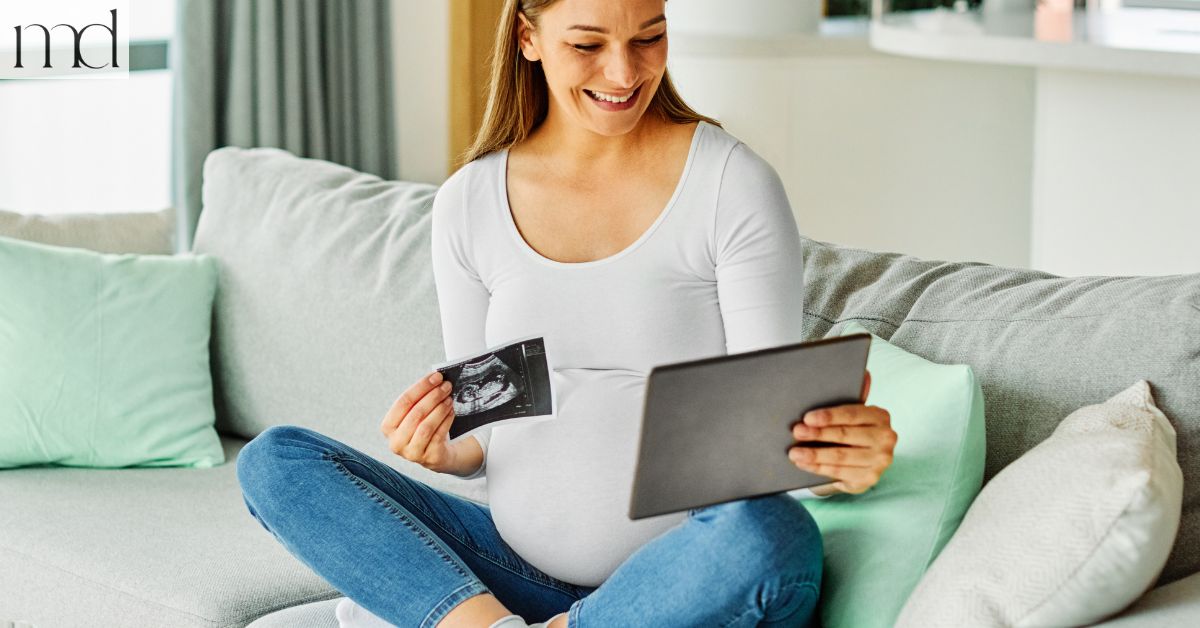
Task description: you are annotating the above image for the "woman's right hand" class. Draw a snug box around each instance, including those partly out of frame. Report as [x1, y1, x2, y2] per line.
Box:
[380, 370, 458, 472]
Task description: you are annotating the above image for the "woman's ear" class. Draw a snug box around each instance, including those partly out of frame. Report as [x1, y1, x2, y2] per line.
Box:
[516, 12, 542, 62]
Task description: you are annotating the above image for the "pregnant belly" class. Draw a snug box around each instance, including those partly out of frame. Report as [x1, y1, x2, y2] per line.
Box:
[485, 369, 688, 588]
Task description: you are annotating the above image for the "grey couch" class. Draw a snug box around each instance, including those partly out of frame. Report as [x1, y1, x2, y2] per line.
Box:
[2, 147, 1197, 627]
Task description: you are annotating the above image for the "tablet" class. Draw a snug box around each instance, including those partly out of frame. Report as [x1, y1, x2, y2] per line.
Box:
[628, 333, 871, 520]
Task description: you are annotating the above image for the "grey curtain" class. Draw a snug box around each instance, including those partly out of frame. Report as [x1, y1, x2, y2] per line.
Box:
[171, 0, 396, 253]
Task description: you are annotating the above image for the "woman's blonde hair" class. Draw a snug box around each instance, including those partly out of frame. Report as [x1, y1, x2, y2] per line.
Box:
[458, 0, 721, 167]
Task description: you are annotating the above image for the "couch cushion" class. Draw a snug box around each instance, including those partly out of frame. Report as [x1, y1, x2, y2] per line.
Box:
[0, 207, 174, 254]
[0, 435, 340, 627]
[245, 597, 341, 628]
[0, 235, 223, 470]
[1095, 570, 1200, 626]
[802, 322, 986, 628]
[801, 237, 1200, 585]
[192, 147, 485, 505]
[896, 380, 1183, 627]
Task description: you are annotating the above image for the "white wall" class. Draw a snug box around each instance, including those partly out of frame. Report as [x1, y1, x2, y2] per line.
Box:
[667, 51, 1037, 268]
[391, 0, 450, 184]
[1031, 68, 1200, 276]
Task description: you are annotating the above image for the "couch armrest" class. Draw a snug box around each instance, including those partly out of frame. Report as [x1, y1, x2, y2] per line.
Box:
[1093, 572, 1200, 626]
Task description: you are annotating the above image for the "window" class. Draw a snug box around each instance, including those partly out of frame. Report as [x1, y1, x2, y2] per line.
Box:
[0, 0, 173, 215]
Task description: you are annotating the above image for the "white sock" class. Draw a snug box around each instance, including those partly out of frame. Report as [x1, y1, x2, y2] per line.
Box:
[335, 598, 566, 628]
[489, 611, 567, 628]
[335, 596, 398, 628]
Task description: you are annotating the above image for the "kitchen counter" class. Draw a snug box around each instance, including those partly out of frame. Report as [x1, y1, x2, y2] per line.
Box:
[870, 4, 1200, 78]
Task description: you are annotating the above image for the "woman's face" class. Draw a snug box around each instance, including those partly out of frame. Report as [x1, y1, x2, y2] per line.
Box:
[518, 0, 669, 137]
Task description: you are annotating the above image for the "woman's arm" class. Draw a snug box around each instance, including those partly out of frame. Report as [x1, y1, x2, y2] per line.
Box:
[430, 169, 494, 478]
[712, 143, 834, 499]
[712, 143, 805, 354]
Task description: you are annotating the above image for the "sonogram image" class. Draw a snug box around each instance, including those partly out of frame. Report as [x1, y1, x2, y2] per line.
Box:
[452, 354, 519, 416]
[433, 336, 554, 440]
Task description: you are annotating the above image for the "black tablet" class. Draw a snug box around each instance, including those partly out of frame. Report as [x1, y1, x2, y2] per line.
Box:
[628, 333, 871, 520]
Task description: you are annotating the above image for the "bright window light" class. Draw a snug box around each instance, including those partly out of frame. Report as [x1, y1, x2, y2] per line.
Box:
[0, 71, 172, 214]
[130, 0, 175, 41]
[0, 0, 174, 215]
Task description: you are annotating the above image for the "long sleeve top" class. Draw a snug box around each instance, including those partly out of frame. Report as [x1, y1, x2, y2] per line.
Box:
[429, 120, 816, 587]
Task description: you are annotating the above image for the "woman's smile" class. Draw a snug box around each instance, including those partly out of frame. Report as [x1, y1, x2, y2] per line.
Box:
[583, 84, 642, 112]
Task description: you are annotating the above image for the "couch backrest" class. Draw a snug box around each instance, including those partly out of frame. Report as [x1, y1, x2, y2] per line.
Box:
[0, 207, 175, 254]
[799, 237, 1200, 585]
[196, 147, 1199, 584]
[191, 147, 486, 502]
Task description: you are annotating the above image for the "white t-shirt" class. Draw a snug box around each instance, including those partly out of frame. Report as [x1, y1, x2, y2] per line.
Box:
[430, 120, 816, 588]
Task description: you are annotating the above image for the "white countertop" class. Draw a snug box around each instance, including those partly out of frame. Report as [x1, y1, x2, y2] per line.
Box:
[668, 16, 873, 58]
[870, 6, 1200, 78]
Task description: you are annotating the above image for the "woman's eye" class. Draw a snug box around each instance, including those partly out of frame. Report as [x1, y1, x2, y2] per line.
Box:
[572, 34, 663, 53]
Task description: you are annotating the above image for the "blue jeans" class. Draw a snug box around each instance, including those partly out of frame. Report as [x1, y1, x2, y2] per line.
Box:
[236, 425, 823, 628]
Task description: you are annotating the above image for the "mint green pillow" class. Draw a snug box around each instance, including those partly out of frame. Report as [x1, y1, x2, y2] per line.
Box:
[0, 235, 224, 469]
[797, 321, 986, 628]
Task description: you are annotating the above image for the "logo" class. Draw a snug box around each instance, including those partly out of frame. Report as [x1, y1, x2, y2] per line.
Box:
[1, 0, 130, 79]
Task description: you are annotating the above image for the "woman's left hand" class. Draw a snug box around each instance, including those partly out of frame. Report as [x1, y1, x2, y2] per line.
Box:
[788, 370, 897, 495]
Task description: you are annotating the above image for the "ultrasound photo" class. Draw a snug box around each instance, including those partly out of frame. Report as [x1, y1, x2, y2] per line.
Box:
[433, 336, 554, 441]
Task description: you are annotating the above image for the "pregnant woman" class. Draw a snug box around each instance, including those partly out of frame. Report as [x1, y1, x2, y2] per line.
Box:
[236, 0, 897, 626]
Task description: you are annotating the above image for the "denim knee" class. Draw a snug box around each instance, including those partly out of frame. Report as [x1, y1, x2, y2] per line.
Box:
[236, 424, 319, 497]
[692, 494, 824, 583]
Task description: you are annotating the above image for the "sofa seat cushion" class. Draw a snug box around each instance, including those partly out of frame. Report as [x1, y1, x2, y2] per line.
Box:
[0, 435, 340, 627]
[1094, 570, 1200, 627]
[245, 597, 342, 628]
[244, 575, 1200, 628]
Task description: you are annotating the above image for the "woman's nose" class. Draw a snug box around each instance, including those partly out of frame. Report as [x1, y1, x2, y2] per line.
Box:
[603, 46, 639, 90]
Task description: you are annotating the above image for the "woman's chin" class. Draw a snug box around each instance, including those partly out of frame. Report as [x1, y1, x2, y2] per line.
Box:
[580, 111, 648, 137]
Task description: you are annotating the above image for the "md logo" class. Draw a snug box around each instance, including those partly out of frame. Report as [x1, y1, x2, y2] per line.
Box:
[1, 1, 129, 78]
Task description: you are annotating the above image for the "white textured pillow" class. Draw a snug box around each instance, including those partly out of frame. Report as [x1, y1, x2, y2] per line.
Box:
[896, 380, 1183, 627]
